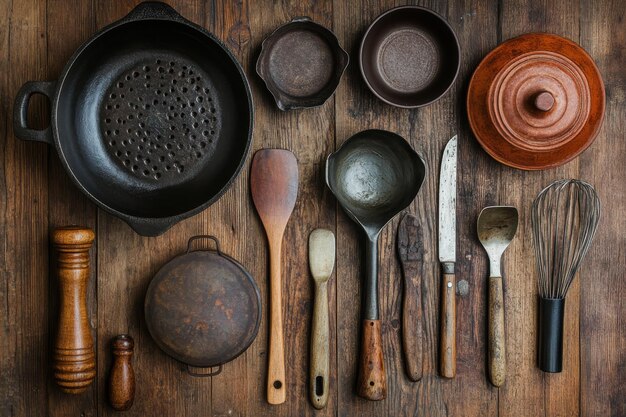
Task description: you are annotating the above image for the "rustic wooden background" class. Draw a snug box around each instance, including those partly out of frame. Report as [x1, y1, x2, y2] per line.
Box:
[1, 0, 624, 416]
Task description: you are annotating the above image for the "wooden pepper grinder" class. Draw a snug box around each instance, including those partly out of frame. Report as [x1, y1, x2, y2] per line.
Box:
[108, 334, 135, 411]
[52, 226, 96, 394]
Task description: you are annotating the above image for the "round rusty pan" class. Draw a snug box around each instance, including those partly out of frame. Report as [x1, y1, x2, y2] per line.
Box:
[467, 33, 605, 170]
[359, 6, 460, 108]
[256, 17, 349, 110]
[144, 236, 261, 374]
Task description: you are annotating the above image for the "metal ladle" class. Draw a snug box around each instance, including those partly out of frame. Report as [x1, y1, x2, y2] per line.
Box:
[477, 206, 518, 387]
[326, 129, 426, 400]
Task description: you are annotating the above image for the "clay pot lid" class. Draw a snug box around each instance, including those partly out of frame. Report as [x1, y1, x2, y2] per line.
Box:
[467, 33, 605, 170]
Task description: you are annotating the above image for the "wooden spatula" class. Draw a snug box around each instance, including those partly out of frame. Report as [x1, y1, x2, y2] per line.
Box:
[308, 229, 335, 409]
[250, 149, 298, 405]
[397, 214, 424, 382]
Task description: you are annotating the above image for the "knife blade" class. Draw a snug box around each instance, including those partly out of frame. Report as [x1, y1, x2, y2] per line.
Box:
[438, 135, 457, 378]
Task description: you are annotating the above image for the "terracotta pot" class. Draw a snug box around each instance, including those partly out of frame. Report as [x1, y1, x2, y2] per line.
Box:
[467, 33, 605, 170]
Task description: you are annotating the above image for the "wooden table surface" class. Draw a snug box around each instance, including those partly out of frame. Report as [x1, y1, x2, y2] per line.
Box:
[1, 0, 624, 416]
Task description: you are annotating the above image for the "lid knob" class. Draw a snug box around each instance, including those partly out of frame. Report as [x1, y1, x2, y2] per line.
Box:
[533, 91, 555, 112]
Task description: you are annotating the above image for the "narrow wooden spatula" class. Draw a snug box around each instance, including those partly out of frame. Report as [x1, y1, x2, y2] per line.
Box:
[397, 214, 424, 382]
[250, 149, 298, 405]
[308, 229, 335, 409]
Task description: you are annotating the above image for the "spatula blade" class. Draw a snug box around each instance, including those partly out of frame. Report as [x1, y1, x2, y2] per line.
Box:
[250, 149, 298, 229]
[309, 229, 335, 283]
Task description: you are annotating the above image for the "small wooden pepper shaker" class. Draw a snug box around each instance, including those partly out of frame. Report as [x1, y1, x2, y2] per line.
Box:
[52, 226, 96, 394]
[108, 334, 135, 411]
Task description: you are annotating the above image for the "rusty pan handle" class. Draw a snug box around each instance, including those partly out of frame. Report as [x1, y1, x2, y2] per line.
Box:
[186, 364, 222, 377]
[186, 235, 222, 254]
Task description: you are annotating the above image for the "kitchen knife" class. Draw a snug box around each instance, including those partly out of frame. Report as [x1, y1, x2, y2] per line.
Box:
[438, 135, 457, 378]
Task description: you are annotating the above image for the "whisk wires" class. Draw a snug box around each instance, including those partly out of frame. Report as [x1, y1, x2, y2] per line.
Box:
[531, 179, 601, 299]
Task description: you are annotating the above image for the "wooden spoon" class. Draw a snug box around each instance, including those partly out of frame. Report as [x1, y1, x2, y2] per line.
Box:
[251, 149, 298, 405]
[308, 229, 335, 409]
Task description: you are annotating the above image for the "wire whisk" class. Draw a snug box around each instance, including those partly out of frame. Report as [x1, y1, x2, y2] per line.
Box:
[531, 179, 600, 372]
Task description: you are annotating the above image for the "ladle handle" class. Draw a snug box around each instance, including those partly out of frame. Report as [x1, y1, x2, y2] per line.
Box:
[488, 276, 506, 386]
[357, 237, 386, 400]
[357, 319, 386, 400]
[440, 269, 456, 378]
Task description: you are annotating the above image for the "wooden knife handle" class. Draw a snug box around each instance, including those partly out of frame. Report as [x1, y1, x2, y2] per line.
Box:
[108, 335, 135, 411]
[267, 237, 286, 405]
[402, 275, 424, 382]
[488, 276, 506, 386]
[52, 226, 96, 394]
[440, 271, 456, 378]
[309, 282, 329, 409]
[357, 320, 386, 400]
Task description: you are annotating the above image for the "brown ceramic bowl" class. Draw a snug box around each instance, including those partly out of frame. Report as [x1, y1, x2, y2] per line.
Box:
[256, 17, 349, 111]
[359, 6, 460, 108]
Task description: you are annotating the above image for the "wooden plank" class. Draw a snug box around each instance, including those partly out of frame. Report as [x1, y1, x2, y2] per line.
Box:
[242, 1, 337, 416]
[1, 0, 50, 416]
[579, 1, 626, 416]
[494, 1, 582, 417]
[93, 2, 214, 417]
[446, 0, 500, 415]
[332, 0, 498, 416]
[45, 0, 98, 415]
[197, 1, 257, 416]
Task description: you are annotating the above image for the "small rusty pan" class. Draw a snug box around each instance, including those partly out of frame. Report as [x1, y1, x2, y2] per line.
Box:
[360, 6, 460, 108]
[144, 236, 261, 376]
[256, 17, 349, 110]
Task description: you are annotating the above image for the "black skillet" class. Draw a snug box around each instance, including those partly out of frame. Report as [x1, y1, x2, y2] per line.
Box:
[13, 2, 253, 236]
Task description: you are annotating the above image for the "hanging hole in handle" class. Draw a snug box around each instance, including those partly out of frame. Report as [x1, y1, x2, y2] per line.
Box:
[26, 93, 50, 131]
[186, 364, 222, 377]
[273, 380, 283, 389]
[315, 376, 324, 396]
[186, 235, 221, 255]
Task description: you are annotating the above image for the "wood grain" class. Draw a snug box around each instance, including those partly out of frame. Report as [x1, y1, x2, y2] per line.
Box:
[440, 272, 457, 378]
[108, 335, 135, 411]
[52, 227, 96, 393]
[357, 320, 386, 401]
[308, 229, 335, 409]
[397, 214, 424, 382]
[488, 276, 506, 387]
[0, 1, 624, 416]
[496, 1, 581, 417]
[251, 149, 299, 405]
[45, 0, 98, 414]
[579, 2, 626, 416]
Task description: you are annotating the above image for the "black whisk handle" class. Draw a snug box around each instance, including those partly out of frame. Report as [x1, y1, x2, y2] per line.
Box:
[538, 297, 565, 373]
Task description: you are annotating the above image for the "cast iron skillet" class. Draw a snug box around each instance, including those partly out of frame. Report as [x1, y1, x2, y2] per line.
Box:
[13, 2, 253, 236]
[145, 236, 261, 375]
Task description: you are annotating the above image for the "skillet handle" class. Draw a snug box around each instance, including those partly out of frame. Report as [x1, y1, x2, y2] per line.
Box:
[13, 81, 55, 143]
[123, 2, 186, 22]
[123, 217, 175, 237]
